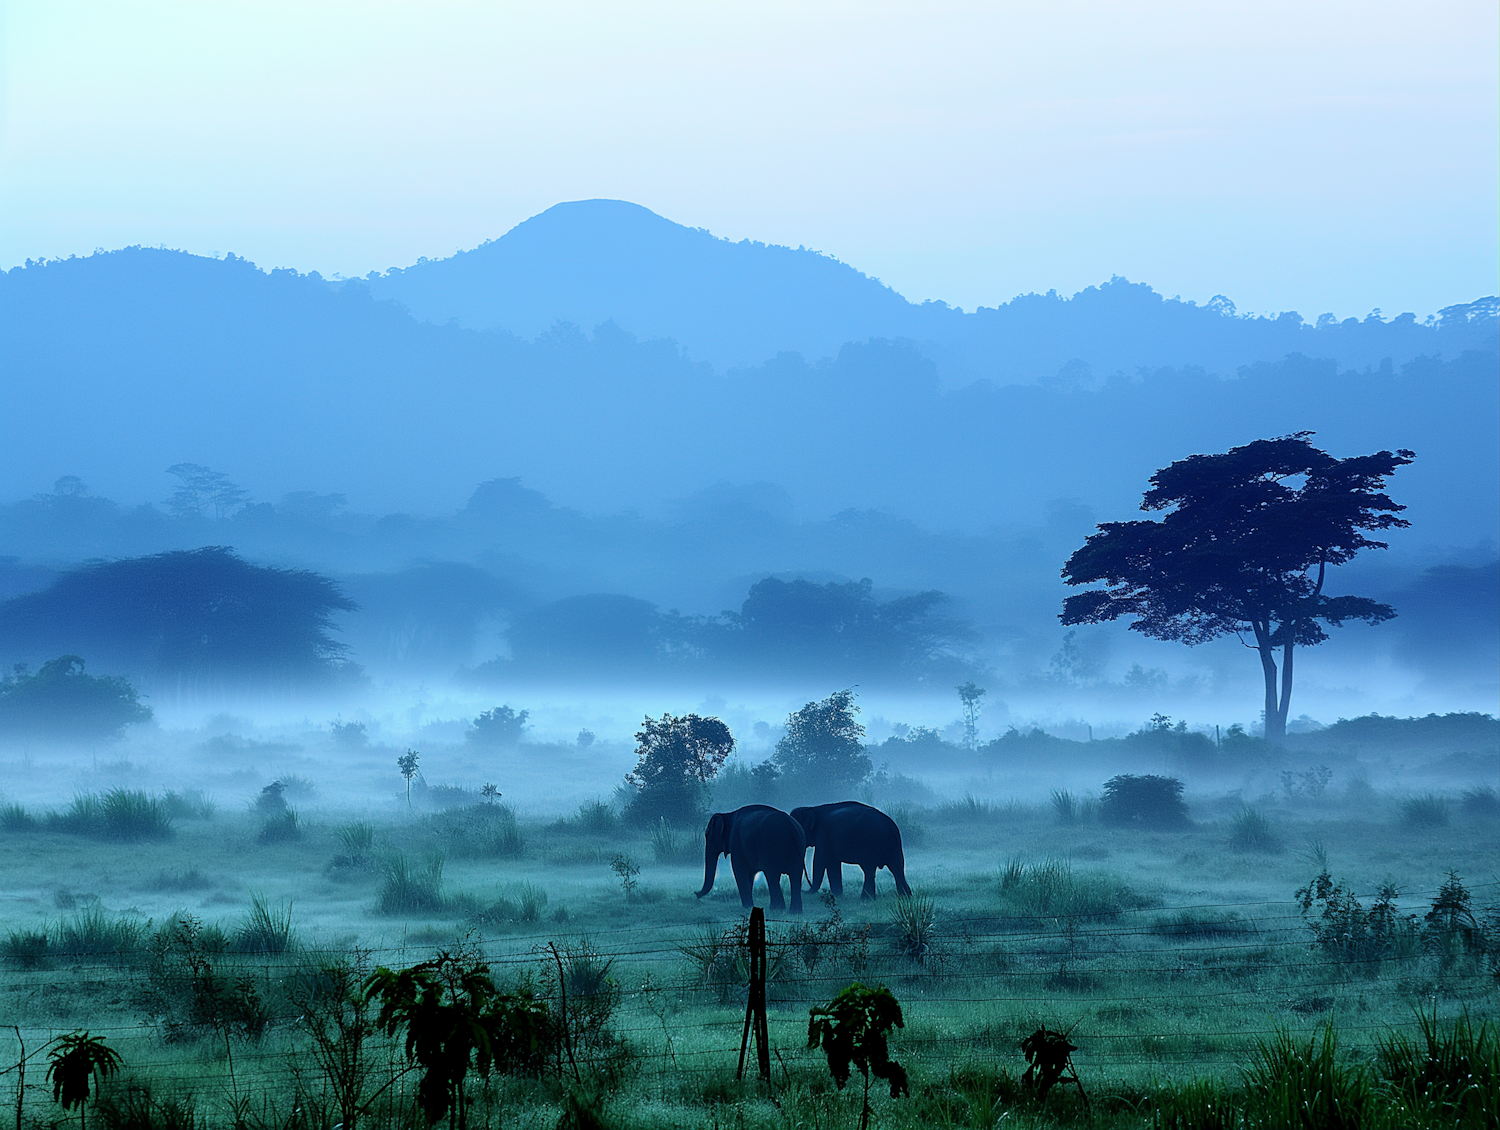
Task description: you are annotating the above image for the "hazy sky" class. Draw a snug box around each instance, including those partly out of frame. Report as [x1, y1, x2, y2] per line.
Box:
[3, 1, 1495, 318]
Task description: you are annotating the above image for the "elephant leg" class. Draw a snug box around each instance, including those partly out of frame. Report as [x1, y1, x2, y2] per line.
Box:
[790, 871, 802, 915]
[860, 864, 878, 900]
[808, 847, 824, 892]
[827, 862, 844, 899]
[889, 855, 913, 897]
[767, 871, 787, 911]
[731, 856, 756, 908]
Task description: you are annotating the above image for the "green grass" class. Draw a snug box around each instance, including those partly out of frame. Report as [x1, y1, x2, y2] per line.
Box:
[51, 789, 175, 841]
[1229, 805, 1281, 853]
[235, 893, 298, 953]
[1401, 792, 1450, 827]
[998, 857, 1146, 921]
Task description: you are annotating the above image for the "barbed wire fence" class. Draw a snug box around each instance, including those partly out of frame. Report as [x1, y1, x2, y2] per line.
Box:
[1, 880, 1496, 1117]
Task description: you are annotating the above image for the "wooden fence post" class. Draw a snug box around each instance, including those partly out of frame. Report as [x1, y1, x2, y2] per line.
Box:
[736, 908, 770, 1084]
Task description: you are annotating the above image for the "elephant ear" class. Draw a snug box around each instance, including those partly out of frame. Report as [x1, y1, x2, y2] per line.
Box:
[705, 812, 726, 850]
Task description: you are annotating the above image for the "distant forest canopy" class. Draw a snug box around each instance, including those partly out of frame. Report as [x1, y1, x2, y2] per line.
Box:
[1, 476, 1493, 691]
[0, 548, 359, 693]
[484, 576, 977, 685]
[0, 245, 1495, 539]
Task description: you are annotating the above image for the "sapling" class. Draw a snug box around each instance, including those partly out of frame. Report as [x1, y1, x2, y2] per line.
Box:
[397, 749, 420, 809]
[807, 983, 908, 1130]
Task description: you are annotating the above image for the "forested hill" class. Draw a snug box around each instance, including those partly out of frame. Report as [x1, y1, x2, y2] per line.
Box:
[363, 199, 1496, 377]
[1, 244, 1495, 545]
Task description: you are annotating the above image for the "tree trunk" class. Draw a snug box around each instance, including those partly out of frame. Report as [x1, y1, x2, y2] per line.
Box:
[1252, 621, 1285, 744]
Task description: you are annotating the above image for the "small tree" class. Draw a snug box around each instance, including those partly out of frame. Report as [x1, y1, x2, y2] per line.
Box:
[0, 656, 151, 741]
[1060, 434, 1413, 742]
[397, 750, 421, 809]
[771, 689, 871, 791]
[364, 951, 551, 1130]
[956, 681, 986, 749]
[624, 713, 734, 826]
[47, 1032, 122, 1130]
[807, 983, 909, 1130]
[465, 706, 529, 750]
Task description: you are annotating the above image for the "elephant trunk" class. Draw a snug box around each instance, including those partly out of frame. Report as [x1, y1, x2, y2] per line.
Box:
[696, 838, 719, 899]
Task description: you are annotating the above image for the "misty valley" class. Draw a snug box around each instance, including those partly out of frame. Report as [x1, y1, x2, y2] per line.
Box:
[1, 210, 1496, 1130]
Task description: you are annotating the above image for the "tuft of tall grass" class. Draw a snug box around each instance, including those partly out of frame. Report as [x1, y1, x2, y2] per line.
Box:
[378, 851, 448, 914]
[234, 893, 298, 953]
[1, 802, 39, 832]
[1459, 785, 1500, 819]
[162, 788, 216, 820]
[256, 808, 302, 844]
[1377, 1007, 1497, 1126]
[1150, 909, 1256, 941]
[650, 817, 699, 864]
[428, 803, 525, 859]
[1400, 793, 1449, 828]
[1230, 806, 1282, 853]
[1151, 1079, 1242, 1130]
[1, 928, 51, 968]
[937, 795, 1000, 823]
[999, 857, 1142, 921]
[1240, 1022, 1375, 1129]
[57, 908, 149, 959]
[53, 789, 174, 841]
[336, 820, 374, 855]
[573, 799, 617, 833]
[888, 893, 938, 962]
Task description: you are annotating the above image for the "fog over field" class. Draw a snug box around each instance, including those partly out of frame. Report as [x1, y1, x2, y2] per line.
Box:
[1, 7, 1497, 1129]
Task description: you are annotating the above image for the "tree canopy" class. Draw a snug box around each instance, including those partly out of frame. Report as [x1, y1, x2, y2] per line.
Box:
[624, 712, 735, 825]
[0, 547, 358, 692]
[771, 689, 871, 791]
[0, 655, 151, 741]
[1061, 433, 1413, 741]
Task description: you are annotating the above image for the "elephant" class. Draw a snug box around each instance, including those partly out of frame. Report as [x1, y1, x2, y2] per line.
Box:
[695, 804, 806, 914]
[790, 800, 912, 899]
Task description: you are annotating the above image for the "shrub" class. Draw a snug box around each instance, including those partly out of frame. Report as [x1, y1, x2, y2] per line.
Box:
[253, 781, 288, 816]
[1401, 793, 1449, 827]
[1099, 774, 1190, 829]
[53, 790, 174, 841]
[428, 804, 525, 859]
[466, 704, 529, 748]
[1230, 806, 1281, 853]
[548, 937, 621, 1056]
[94, 1078, 198, 1130]
[0, 655, 152, 740]
[256, 808, 301, 844]
[378, 852, 448, 915]
[1295, 871, 1419, 964]
[235, 894, 297, 953]
[329, 718, 369, 749]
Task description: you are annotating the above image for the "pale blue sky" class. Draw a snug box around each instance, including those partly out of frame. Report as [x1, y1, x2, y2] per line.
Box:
[2, 1, 1495, 318]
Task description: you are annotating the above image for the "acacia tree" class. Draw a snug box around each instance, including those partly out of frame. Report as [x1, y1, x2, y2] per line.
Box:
[1060, 434, 1413, 743]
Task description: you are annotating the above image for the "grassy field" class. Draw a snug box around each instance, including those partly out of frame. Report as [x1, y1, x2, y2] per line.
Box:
[0, 745, 1496, 1128]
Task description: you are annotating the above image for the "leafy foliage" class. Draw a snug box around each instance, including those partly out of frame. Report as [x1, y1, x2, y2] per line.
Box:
[465, 705, 529, 749]
[0, 547, 358, 690]
[0, 656, 151, 740]
[364, 951, 552, 1128]
[771, 689, 871, 791]
[624, 712, 733, 826]
[807, 982, 909, 1130]
[47, 1031, 123, 1117]
[1295, 871, 1418, 964]
[1099, 774, 1190, 829]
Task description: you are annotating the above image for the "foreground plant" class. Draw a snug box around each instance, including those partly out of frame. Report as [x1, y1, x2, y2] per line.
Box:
[807, 983, 908, 1130]
[47, 1031, 122, 1130]
[364, 950, 551, 1129]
